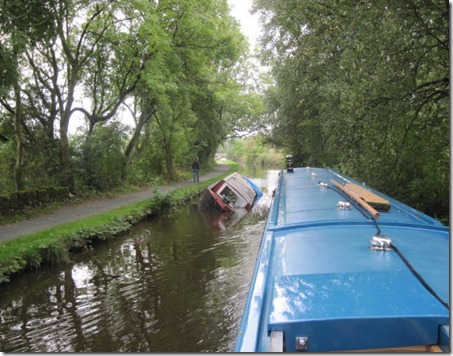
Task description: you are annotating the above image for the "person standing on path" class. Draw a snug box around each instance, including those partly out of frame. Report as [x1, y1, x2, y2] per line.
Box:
[0, 163, 230, 242]
[192, 157, 200, 182]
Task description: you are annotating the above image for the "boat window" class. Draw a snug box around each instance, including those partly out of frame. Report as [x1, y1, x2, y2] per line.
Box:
[220, 186, 237, 205]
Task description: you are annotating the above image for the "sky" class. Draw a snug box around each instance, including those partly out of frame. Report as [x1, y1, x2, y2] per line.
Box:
[227, 0, 261, 50]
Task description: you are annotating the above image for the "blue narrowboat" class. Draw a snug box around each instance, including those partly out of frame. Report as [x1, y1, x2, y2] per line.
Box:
[235, 167, 449, 352]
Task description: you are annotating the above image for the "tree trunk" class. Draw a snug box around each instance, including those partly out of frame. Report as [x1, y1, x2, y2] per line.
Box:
[164, 124, 175, 180]
[13, 84, 25, 191]
[59, 125, 73, 191]
[59, 72, 77, 192]
[124, 104, 156, 166]
[165, 142, 174, 181]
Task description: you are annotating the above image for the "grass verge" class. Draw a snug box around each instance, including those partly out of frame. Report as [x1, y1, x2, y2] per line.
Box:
[0, 162, 238, 283]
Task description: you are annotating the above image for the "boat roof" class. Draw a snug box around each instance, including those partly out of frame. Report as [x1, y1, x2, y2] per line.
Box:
[235, 167, 449, 352]
[222, 172, 257, 205]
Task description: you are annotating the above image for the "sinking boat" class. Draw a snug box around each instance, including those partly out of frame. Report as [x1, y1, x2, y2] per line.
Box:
[199, 208, 249, 232]
[199, 172, 262, 213]
[234, 167, 449, 352]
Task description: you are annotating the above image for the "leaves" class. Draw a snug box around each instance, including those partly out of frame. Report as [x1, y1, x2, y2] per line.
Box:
[256, 0, 449, 219]
[0, 0, 250, 195]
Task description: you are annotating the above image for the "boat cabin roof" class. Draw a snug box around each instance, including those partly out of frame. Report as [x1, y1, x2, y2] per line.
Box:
[235, 167, 449, 352]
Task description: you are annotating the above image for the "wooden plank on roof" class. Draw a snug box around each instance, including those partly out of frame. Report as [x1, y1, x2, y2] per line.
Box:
[344, 183, 391, 211]
[344, 344, 442, 352]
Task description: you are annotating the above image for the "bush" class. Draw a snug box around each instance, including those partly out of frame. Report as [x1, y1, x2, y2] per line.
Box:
[0, 195, 11, 215]
[0, 162, 237, 283]
[0, 186, 70, 216]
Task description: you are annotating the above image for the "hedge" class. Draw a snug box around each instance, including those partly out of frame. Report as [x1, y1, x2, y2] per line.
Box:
[0, 187, 70, 216]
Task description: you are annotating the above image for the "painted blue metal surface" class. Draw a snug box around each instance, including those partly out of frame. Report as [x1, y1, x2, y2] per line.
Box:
[235, 167, 449, 352]
[244, 176, 263, 204]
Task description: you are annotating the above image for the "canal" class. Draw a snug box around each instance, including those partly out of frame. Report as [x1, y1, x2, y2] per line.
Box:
[0, 167, 279, 352]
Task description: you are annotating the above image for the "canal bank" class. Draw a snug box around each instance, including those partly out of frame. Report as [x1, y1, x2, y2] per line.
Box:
[0, 163, 233, 283]
[0, 166, 279, 352]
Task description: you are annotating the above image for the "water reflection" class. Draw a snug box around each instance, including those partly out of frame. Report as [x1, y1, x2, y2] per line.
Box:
[199, 209, 249, 232]
[0, 169, 279, 352]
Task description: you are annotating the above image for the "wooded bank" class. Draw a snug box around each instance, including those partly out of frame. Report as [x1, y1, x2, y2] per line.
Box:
[0, 163, 237, 284]
[254, 0, 449, 221]
[0, 0, 448, 223]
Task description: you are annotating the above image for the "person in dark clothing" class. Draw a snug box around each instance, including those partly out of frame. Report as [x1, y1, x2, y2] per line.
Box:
[192, 157, 200, 182]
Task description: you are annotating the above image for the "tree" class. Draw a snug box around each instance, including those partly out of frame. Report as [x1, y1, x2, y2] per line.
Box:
[72, 121, 128, 190]
[0, 0, 254, 196]
[145, 0, 248, 176]
[0, 0, 62, 191]
[255, 0, 449, 219]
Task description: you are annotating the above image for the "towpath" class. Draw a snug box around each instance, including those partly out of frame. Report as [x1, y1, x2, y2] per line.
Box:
[0, 163, 230, 243]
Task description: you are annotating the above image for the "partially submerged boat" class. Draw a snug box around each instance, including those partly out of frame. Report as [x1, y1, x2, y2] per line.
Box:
[235, 167, 449, 352]
[199, 172, 262, 213]
[199, 208, 249, 232]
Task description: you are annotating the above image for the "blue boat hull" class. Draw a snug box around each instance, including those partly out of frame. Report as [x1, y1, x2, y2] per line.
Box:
[235, 167, 449, 352]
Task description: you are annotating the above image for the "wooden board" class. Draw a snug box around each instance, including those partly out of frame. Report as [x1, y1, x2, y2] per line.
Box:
[344, 344, 442, 352]
[344, 183, 391, 211]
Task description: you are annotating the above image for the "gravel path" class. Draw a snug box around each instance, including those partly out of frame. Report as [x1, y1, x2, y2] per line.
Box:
[0, 164, 230, 243]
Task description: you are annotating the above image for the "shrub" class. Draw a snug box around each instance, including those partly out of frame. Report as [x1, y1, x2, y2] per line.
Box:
[0, 187, 70, 216]
[0, 162, 237, 283]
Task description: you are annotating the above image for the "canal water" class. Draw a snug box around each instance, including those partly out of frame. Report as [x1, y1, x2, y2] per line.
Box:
[0, 167, 279, 352]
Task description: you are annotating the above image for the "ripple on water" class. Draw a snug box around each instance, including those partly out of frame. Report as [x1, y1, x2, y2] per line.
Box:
[0, 170, 276, 352]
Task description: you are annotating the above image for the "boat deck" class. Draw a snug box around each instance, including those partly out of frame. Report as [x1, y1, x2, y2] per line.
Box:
[235, 167, 449, 352]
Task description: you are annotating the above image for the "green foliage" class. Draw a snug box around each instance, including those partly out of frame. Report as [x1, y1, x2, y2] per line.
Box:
[0, 0, 60, 90]
[128, 140, 166, 184]
[0, 256, 24, 283]
[256, 0, 449, 219]
[0, 139, 15, 192]
[0, 162, 237, 283]
[72, 121, 129, 191]
[224, 135, 284, 167]
[0, 0, 250, 199]
[0, 186, 70, 215]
